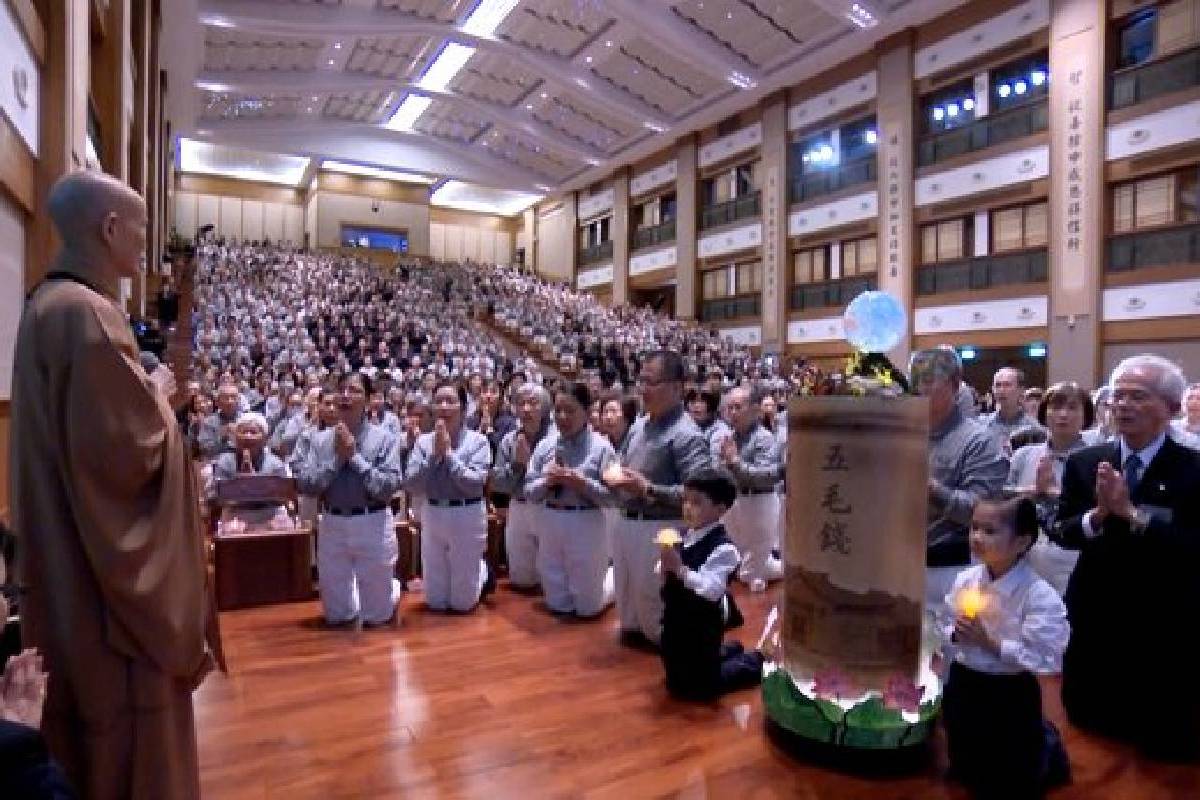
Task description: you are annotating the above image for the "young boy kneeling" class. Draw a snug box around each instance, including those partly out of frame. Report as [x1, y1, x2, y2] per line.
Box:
[658, 467, 765, 700]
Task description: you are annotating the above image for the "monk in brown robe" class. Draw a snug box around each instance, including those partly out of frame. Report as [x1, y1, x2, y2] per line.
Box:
[9, 170, 212, 799]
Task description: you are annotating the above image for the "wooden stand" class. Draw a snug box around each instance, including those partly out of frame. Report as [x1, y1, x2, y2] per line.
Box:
[214, 528, 315, 611]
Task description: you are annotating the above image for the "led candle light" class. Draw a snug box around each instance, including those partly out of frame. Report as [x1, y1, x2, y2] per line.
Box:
[957, 587, 986, 620]
[655, 529, 682, 548]
[603, 463, 626, 484]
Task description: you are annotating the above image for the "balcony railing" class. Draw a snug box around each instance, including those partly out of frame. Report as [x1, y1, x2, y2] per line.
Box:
[916, 248, 1048, 295]
[1111, 45, 1200, 110]
[916, 99, 1049, 167]
[789, 158, 877, 204]
[700, 293, 761, 322]
[700, 191, 761, 231]
[789, 275, 877, 312]
[1107, 222, 1200, 272]
[578, 239, 614, 266]
[632, 218, 676, 250]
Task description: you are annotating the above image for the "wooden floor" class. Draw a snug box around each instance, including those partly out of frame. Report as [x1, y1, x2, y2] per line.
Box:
[196, 582, 1199, 800]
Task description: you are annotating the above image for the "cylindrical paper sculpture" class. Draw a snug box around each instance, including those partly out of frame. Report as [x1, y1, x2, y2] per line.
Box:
[763, 394, 940, 751]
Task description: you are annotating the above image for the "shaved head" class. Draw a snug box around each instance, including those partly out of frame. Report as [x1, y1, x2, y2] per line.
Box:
[48, 170, 147, 284]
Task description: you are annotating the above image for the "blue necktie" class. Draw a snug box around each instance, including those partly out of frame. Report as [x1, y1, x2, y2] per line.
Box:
[1123, 453, 1143, 496]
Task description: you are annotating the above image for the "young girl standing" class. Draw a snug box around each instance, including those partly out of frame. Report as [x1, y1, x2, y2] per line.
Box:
[942, 497, 1071, 799]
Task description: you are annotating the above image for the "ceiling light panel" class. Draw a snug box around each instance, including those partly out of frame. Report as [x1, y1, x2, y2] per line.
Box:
[345, 35, 432, 80]
[386, 95, 434, 131]
[431, 179, 542, 216]
[592, 37, 723, 117]
[322, 160, 436, 184]
[413, 100, 490, 142]
[203, 29, 325, 72]
[494, 0, 611, 58]
[450, 51, 539, 106]
[461, 0, 523, 37]
[179, 138, 311, 186]
[419, 41, 478, 93]
[377, 0, 461, 24]
[670, 0, 838, 70]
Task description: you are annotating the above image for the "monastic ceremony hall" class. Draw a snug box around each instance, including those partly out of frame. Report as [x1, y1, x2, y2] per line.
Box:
[2, 0, 1200, 797]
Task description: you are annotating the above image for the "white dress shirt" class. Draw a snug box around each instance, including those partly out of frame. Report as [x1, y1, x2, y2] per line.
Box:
[663, 522, 741, 603]
[943, 560, 1069, 675]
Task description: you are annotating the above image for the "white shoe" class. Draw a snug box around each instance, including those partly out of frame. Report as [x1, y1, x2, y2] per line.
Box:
[750, 579, 767, 593]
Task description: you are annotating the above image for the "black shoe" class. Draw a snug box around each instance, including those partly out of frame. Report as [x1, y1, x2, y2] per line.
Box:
[719, 640, 745, 660]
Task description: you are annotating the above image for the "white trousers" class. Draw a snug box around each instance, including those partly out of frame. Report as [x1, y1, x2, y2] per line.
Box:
[538, 508, 613, 616]
[726, 492, 783, 585]
[504, 500, 540, 588]
[613, 516, 680, 644]
[317, 509, 400, 625]
[421, 502, 488, 612]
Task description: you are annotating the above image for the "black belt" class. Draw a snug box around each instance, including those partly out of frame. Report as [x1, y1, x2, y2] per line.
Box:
[623, 509, 680, 521]
[739, 488, 774, 496]
[427, 497, 482, 507]
[546, 503, 597, 512]
[324, 504, 387, 516]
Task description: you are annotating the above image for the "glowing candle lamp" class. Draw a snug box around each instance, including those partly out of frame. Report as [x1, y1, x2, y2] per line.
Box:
[655, 528, 682, 548]
[957, 587, 986, 619]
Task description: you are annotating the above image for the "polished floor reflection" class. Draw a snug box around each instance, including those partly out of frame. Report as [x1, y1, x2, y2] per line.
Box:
[195, 582, 1198, 799]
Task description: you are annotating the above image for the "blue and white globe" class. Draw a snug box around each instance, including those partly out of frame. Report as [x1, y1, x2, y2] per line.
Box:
[842, 291, 906, 353]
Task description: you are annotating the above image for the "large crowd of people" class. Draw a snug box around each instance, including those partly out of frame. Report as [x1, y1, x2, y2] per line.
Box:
[5, 172, 1198, 798]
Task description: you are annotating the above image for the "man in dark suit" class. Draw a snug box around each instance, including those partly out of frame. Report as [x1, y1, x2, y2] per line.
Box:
[1053, 354, 1200, 762]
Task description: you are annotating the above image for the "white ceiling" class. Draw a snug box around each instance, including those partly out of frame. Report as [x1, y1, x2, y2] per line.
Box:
[163, 0, 970, 214]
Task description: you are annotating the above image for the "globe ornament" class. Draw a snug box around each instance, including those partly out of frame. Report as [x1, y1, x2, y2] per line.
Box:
[842, 291, 907, 353]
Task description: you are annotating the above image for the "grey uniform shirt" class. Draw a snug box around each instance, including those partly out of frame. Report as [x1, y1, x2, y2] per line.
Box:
[211, 449, 290, 485]
[525, 426, 615, 509]
[405, 427, 492, 500]
[294, 419, 403, 508]
[725, 423, 781, 492]
[699, 418, 733, 460]
[620, 405, 712, 518]
[491, 423, 549, 501]
[928, 407, 1009, 566]
[196, 411, 239, 459]
[983, 408, 1042, 452]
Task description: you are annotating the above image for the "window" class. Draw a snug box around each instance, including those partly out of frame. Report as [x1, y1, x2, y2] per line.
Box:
[704, 162, 760, 206]
[841, 236, 878, 276]
[1111, 170, 1200, 232]
[990, 51, 1049, 113]
[701, 267, 732, 299]
[991, 202, 1048, 252]
[637, 199, 660, 229]
[922, 79, 975, 135]
[840, 116, 878, 164]
[794, 246, 829, 284]
[921, 218, 969, 263]
[1157, 0, 1200, 58]
[1118, 9, 1157, 68]
[736, 261, 762, 294]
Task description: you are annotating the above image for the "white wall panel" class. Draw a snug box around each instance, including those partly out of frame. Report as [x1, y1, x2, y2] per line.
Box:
[241, 200, 264, 242]
[262, 202, 284, 242]
[218, 196, 242, 240]
[173, 191, 198, 239]
[1102, 278, 1200, 322]
[915, 145, 1049, 207]
[196, 194, 219, 233]
[463, 226, 480, 261]
[495, 230, 513, 265]
[429, 222, 445, 260]
[915, 0, 1049, 79]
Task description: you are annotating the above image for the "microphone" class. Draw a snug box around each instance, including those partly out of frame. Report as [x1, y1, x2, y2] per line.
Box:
[139, 351, 161, 373]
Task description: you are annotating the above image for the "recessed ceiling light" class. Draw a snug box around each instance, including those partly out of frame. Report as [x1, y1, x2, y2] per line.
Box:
[333, 42, 342, 49]
[540, 92, 548, 99]
[525, 103, 533, 110]
[605, 40, 612, 47]
[585, 55, 593, 63]
[327, 59, 335, 66]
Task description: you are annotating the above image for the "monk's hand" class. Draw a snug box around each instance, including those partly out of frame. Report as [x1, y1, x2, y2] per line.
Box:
[0, 648, 47, 728]
[148, 365, 177, 398]
[333, 423, 356, 463]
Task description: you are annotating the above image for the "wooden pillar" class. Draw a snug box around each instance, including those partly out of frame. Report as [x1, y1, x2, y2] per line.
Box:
[760, 94, 789, 354]
[675, 136, 698, 320]
[29, 0, 89, 286]
[612, 168, 630, 306]
[129, 0, 150, 199]
[92, 0, 131, 180]
[1047, 0, 1106, 386]
[874, 32, 917, 365]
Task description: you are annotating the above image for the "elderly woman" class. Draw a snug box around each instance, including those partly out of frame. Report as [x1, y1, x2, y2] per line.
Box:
[525, 383, 616, 617]
[1009, 382, 1094, 595]
[208, 411, 291, 529]
[490, 383, 553, 590]
[405, 381, 494, 612]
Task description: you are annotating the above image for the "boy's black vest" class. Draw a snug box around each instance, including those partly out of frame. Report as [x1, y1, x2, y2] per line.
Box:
[661, 523, 743, 630]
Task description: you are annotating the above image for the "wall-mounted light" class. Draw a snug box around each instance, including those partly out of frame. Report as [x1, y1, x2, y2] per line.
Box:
[997, 83, 1012, 98]
[959, 346, 977, 361]
[1027, 342, 1047, 358]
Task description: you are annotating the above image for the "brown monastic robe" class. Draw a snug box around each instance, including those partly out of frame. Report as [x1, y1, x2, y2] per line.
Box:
[10, 272, 211, 800]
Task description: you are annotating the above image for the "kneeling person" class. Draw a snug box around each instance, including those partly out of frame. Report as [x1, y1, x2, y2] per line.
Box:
[525, 383, 615, 617]
[296, 373, 404, 627]
[659, 468, 764, 701]
[209, 411, 291, 528]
